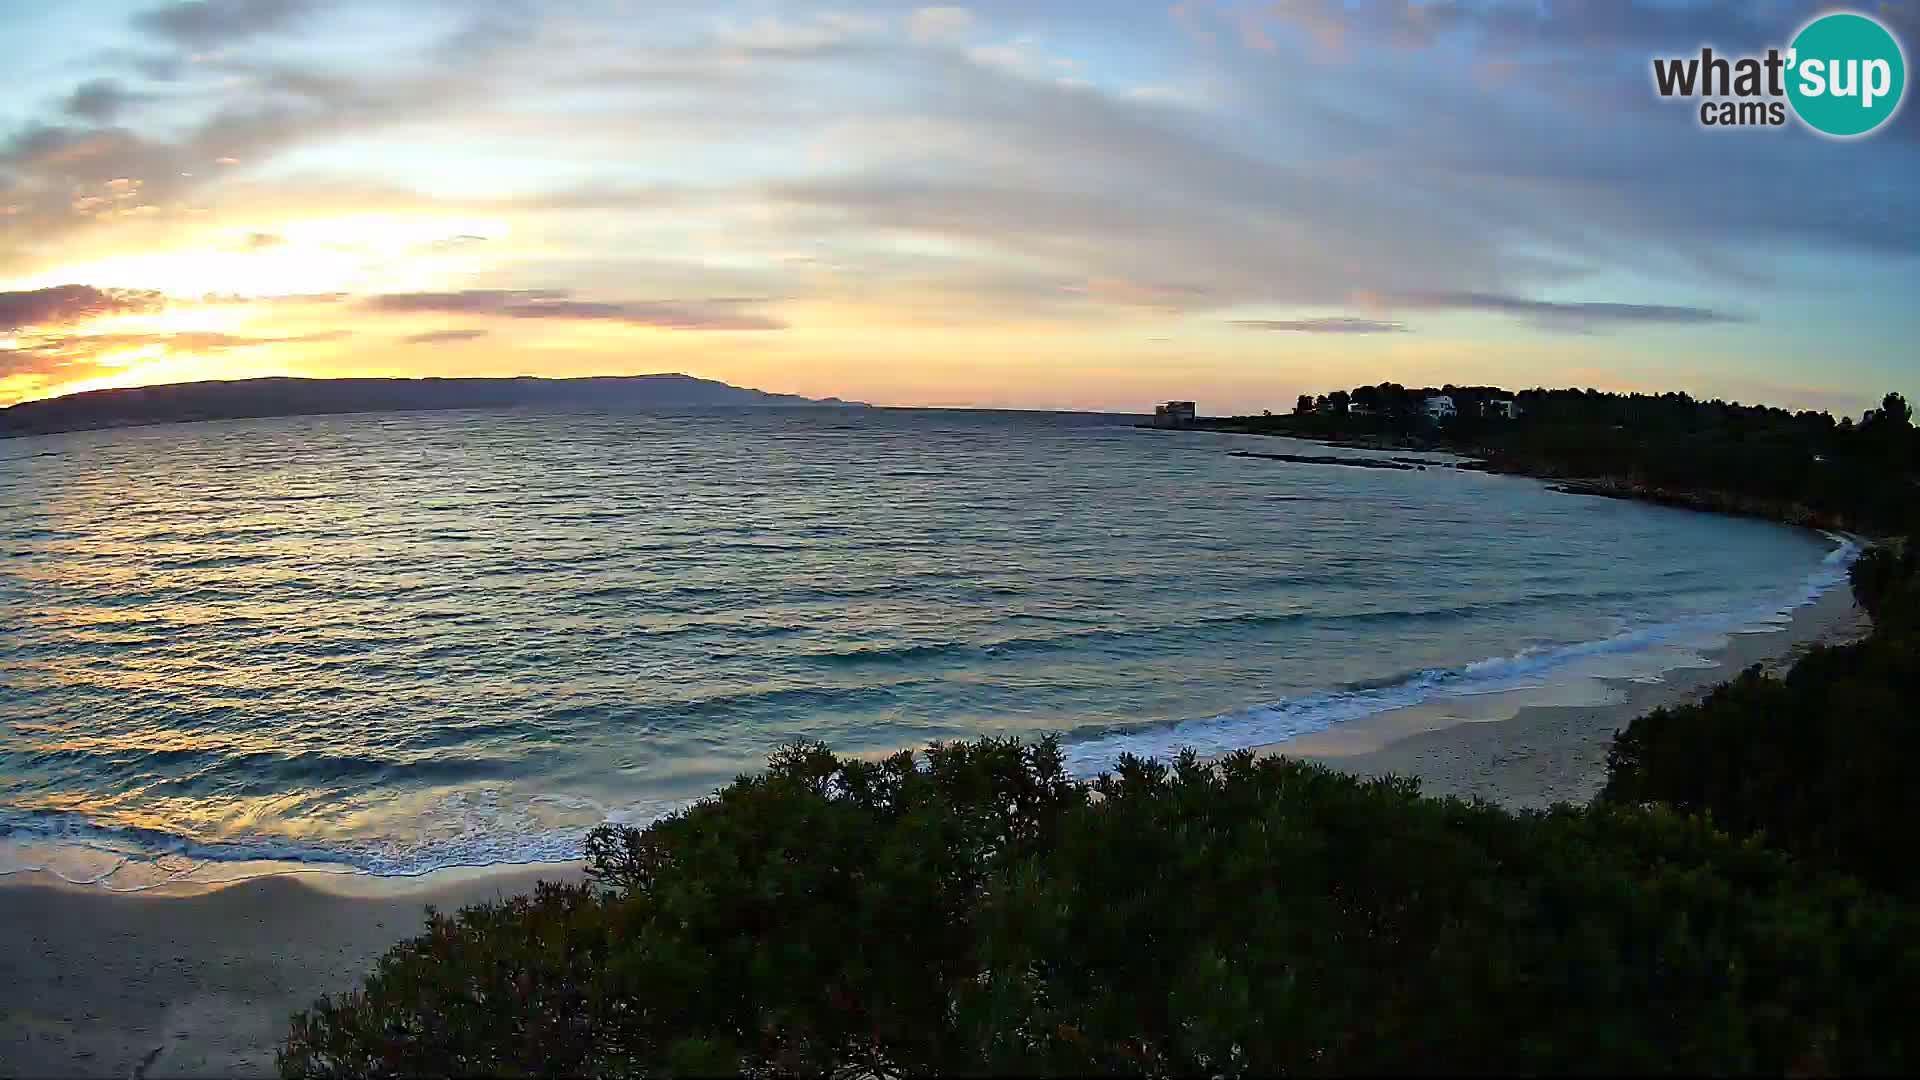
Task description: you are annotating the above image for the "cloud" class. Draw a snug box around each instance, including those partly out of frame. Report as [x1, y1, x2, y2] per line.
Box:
[1233, 317, 1408, 334]
[909, 6, 977, 44]
[0, 0, 1906, 412]
[363, 290, 786, 330]
[192, 290, 350, 305]
[63, 79, 150, 122]
[716, 11, 889, 55]
[1248, 0, 1802, 56]
[1073, 277, 1210, 308]
[757, 36, 1855, 334]
[1393, 291, 1741, 331]
[132, 0, 316, 48]
[402, 328, 490, 345]
[6, 329, 348, 357]
[0, 285, 166, 330]
[1, 328, 350, 378]
[0, 8, 522, 263]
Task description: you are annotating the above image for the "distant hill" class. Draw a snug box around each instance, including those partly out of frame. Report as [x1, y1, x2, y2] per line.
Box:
[0, 375, 866, 438]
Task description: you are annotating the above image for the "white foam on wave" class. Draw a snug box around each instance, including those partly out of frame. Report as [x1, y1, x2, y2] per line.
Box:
[1059, 531, 1861, 778]
[0, 791, 697, 892]
[3, 533, 1863, 889]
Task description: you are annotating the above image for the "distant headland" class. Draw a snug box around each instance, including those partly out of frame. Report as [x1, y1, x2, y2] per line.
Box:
[0, 374, 866, 438]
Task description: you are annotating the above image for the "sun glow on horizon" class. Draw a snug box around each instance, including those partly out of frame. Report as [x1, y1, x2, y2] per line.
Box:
[0, 2, 1912, 418]
[5, 215, 515, 302]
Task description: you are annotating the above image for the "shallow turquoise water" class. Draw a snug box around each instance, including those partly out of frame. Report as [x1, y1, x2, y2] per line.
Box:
[0, 407, 1846, 887]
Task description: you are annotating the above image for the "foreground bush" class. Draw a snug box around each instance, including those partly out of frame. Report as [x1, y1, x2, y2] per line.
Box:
[1849, 541, 1920, 631]
[282, 740, 1918, 1076]
[1602, 635, 1920, 897]
[1603, 544, 1920, 896]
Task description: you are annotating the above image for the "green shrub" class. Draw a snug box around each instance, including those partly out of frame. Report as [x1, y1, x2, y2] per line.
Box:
[1603, 635, 1920, 895]
[282, 740, 1919, 1076]
[1603, 544, 1920, 896]
[1850, 542, 1920, 629]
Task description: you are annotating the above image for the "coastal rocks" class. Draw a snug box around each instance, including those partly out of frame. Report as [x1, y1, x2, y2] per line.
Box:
[1228, 450, 1423, 471]
[1543, 478, 1850, 531]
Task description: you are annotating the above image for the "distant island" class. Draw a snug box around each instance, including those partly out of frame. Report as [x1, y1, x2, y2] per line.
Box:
[0, 374, 867, 439]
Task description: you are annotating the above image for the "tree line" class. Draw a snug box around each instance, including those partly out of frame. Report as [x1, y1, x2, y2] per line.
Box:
[1225, 386, 1919, 534]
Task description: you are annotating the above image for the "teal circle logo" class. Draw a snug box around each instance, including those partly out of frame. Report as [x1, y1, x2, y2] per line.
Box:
[1787, 12, 1906, 137]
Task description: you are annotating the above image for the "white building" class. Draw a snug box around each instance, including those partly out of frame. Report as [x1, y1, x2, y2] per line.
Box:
[1152, 400, 1197, 429]
[1423, 394, 1457, 421]
[1481, 398, 1519, 420]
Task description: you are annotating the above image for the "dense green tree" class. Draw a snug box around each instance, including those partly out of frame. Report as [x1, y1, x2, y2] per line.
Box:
[1205, 385, 1920, 534]
[1849, 543, 1920, 630]
[1602, 547, 1920, 895]
[1866, 392, 1912, 430]
[283, 740, 1919, 1076]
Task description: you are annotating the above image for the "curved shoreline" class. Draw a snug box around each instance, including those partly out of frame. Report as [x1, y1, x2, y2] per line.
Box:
[1274, 579, 1869, 809]
[1059, 529, 1856, 780]
[0, 544, 1875, 1078]
[4, 525, 1857, 896]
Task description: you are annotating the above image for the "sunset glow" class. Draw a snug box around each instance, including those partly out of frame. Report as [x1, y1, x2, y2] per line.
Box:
[3, 1, 1915, 413]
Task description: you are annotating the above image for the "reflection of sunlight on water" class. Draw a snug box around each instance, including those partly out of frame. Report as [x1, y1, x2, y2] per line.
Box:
[0, 409, 1853, 889]
[0, 780, 672, 892]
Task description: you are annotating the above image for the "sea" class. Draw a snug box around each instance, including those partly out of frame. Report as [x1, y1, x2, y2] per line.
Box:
[0, 406, 1855, 890]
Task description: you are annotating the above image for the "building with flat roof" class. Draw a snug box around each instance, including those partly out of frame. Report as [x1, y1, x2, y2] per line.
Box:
[1152, 401, 1197, 428]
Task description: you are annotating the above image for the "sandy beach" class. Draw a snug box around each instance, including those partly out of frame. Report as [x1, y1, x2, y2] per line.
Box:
[1, 864, 584, 1078]
[1, 583, 1870, 1079]
[1279, 582, 1870, 808]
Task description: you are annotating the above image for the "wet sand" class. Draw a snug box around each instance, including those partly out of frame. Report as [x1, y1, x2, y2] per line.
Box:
[1, 864, 584, 1078]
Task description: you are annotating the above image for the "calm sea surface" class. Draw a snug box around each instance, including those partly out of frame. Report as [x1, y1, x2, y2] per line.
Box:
[0, 407, 1849, 888]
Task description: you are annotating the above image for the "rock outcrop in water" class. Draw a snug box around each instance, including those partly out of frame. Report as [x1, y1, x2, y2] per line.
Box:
[0, 374, 866, 438]
[1228, 449, 1426, 471]
[1540, 477, 1853, 531]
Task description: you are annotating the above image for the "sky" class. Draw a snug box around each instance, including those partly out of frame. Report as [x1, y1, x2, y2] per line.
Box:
[0, 0, 1915, 415]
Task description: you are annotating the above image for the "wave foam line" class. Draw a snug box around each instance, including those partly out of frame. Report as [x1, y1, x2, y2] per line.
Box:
[3, 535, 1863, 888]
[1060, 532, 1861, 778]
[0, 801, 683, 892]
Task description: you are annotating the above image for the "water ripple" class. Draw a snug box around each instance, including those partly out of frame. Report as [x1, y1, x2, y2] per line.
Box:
[0, 407, 1842, 888]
